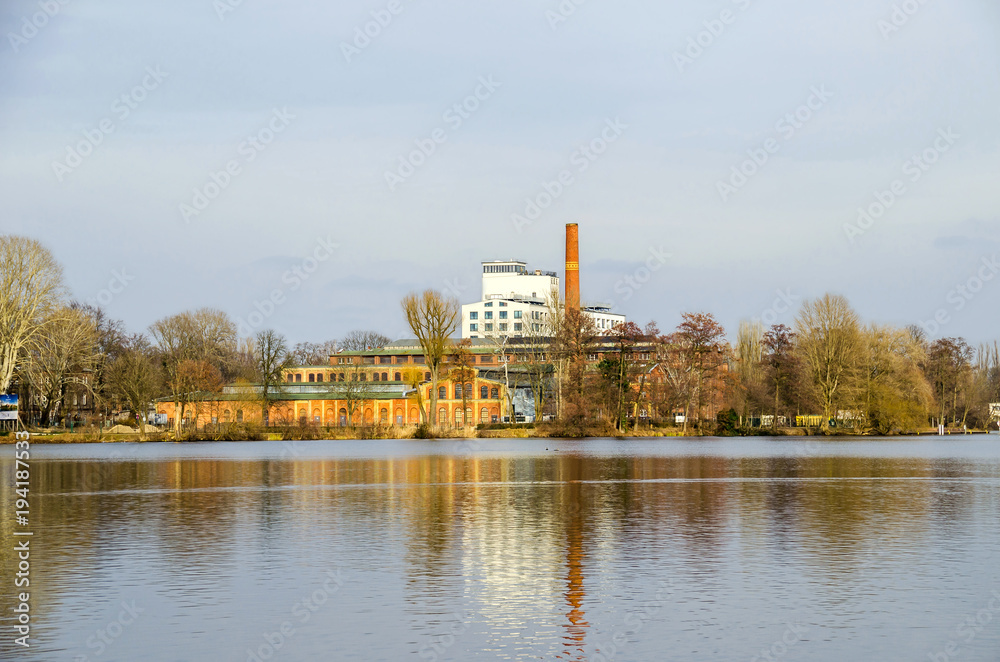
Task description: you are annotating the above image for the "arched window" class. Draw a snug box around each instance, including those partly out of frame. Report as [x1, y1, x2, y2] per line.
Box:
[455, 408, 464, 425]
[381, 372, 388, 381]
[439, 386, 447, 399]
[438, 407, 447, 424]
[316, 374, 323, 382]
[236, 409, 243, 423]
[394, 372, 401, 382]
[490, 387, 499, 399]
[480, 385, 488, 399]
[425, 372, 431, 381]
[339, 373, 345, 381]
[359, 374, 366, 382]
[380, 407, 388, 423]
[339, 408, 347, 426]
[455, 384, 462, 399]
[373, 373, 380, 382]
[295, 374, 302, 382]
[308, 373, 315, 382]
[286, 374, 293, 383]
[480, 407, 489, 423]
[223, 409, 231, 422]
[466, 383, 473, 397]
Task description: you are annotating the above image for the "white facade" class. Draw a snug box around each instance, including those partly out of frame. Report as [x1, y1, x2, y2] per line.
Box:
[461, 260, 626, 339]
[462, 299, 549, 339]
[481, 260, 559, 306]
[584, 305, 626, 333]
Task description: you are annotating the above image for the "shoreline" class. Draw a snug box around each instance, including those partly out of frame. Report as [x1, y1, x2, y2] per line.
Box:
[3, 427, 995, 443]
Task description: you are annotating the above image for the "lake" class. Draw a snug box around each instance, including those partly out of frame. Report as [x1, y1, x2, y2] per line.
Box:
[2, 436, 999, 661]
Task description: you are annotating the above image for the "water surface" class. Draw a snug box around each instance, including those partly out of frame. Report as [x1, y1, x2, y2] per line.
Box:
[2, 437, 999, 661]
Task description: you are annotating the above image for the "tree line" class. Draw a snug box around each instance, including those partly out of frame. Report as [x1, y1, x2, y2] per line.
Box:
[0, 235, 389, 436]
[4, 235, 999, 436]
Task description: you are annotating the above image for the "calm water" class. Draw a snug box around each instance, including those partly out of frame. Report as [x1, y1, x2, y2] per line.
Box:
[2, 437, 1000, 661]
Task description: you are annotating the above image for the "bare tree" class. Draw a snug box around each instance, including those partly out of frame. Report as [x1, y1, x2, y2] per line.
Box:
[291, 340, 338, 365]
[553, 306, 599, 425]
[794, 293, 862, 430]
[339, 330, 391, 352]
[401, 290, 459, 427]
[401, 367, 428, 424]
[762, 324, 797, 431]
[254, 329, 292, 425]
[22, 306, 99, 426]
[150, 308, 238, 434]
[107, 334, 161, 440]
[72, 303, 127, 425]
[449, 339, 476, 427]
[343, 369, 367, 426]
[0, 235, 67, 393]
[733, 320, 765, 425]
[669, 312, 728, 430]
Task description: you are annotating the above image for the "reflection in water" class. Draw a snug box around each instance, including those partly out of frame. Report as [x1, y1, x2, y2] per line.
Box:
[1, 439, 999, 661]
[561, 462, 588, 661]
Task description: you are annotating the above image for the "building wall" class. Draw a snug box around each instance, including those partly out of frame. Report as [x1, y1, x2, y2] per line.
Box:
[461, 300, 549, 339]
[156, 372, 507, 428]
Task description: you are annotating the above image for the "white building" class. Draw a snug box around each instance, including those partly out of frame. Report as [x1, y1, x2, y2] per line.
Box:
[461, 260, 625, 339]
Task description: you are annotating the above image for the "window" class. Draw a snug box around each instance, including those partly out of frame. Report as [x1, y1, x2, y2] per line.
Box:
[309, 373, 315, 382]
[514, 323, 522, 331]
[470, 323, 478, 332]
[379, 356, 392, 364]
[425, 372, 431, 381]
[588, 353, 598, 361]
[480, 407, 489, 423]
[514, 310, 522, 319]
[499, 311, 507, 319]
[490, 388, 499, 399]
[380, 408, 388, 423]
[381, 372, 388, 381]
[338, 373, 345, 381]
[316, 374, 323, 382]
[295, 374, 302, 382]
[485, 323, 493, 331]
[484, 302, 493, 307]
[438, 407, 447, 424]
[455, 384, 463, 399]
[394, 372, 401, 381]
[373, 373, 379, 382]
[484, 311, 493, 320]
[236, 410, 243, 423]
[470, 311, 478, 320]
[499, 302, 506, 307]
[533, 324, 540, 331]
[480, 385, 488, 399]
[287, 374, 293, 383]
[480, 356, 492, 364]
[499, 323, 507, 331]
[439, 386, 447, 399]
[359, 374, 366, 381]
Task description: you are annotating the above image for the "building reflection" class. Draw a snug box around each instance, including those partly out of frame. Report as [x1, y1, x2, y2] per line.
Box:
[0, 446, 980, 658]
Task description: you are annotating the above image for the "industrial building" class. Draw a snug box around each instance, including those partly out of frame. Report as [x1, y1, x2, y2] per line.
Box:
[461, 223, 625, 339]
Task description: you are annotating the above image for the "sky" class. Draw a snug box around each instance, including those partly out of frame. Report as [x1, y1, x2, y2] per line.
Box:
[2, 0, 999, 346]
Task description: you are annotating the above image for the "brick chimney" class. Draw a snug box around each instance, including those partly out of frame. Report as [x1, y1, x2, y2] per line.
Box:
[565, 223, 580, 312]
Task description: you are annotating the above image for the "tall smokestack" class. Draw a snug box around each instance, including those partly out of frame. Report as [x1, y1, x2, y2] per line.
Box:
[565, 223, 580, 312]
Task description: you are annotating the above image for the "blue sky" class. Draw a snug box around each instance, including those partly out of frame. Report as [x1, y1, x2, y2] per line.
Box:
[2, 0, 998, 344]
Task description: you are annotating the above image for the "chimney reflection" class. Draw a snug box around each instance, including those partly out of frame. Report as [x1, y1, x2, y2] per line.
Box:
[559, 459, 589, 661]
